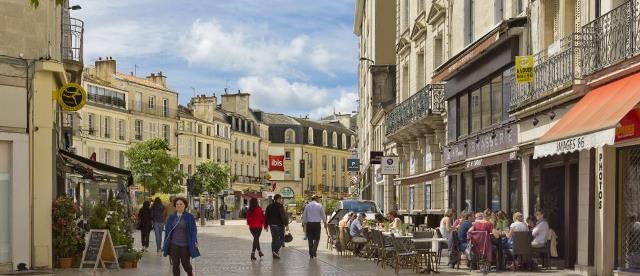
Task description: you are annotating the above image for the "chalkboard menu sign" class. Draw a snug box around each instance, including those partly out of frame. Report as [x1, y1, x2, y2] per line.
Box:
[84, 231, 105, 262]
[79, 230, 119, 270]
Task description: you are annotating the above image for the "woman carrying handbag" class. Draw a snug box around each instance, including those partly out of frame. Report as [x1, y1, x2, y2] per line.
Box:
[162, 197, 200, 276]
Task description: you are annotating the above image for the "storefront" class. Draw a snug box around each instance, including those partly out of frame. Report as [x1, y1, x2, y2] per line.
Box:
[531, 71, 640, 275]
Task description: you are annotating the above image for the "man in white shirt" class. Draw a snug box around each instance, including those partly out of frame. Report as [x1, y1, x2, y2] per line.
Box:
[302, 195, 327, 258]
[531, 211, 549, 248]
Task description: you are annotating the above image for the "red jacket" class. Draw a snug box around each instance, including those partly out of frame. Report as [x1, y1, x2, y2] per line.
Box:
[246, 206, 266, 229]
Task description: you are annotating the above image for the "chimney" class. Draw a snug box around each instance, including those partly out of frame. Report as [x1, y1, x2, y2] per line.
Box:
[146, 72, 167, 88]
[95, 57, 116, 81]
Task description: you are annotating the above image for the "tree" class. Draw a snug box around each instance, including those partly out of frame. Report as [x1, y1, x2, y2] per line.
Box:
[191, 161, 230, 197]
[125, 138, 184, 195]
[29, 0, 64, 8]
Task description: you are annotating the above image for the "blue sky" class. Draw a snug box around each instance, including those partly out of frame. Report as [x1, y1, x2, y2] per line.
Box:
[75, 0, 358, 119]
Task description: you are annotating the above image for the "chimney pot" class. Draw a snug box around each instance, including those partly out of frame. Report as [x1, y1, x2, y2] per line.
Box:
[98, 57, 102, 60]
[130, 72, 134, 76]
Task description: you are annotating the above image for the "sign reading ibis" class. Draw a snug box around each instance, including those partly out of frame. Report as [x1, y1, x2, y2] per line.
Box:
[268, 155, 285, 171]
[347, 159, 360, 172]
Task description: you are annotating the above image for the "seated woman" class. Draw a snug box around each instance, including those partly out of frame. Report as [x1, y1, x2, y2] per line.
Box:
[374, 213, 386, 229]
[457, 212, 473, 251]
[388, 211, 402, 230]
[504, 212, 528, 249]
[468, 212, 494, 263]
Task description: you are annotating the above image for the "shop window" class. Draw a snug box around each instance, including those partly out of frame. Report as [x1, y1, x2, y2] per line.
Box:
[490, 169, 501, 211]
[616, 147, 640, 270]
[481, 84, 491, 128]
[491, 76, 503, 124]
[449, 175, 458, 210]
[459, 94, 469, 136]
[470, 89, 481, 133]
[463, 172, 473, 212]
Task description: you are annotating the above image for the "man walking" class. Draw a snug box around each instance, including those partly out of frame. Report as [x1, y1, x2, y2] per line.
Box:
[265, 194, 289, 259]
[302, 195, 326, 258]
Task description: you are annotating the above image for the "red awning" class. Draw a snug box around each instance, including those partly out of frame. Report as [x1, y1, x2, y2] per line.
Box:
[534, 71, 640, 158]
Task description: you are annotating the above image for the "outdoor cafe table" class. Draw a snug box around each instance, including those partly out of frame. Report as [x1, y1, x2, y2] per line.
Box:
[411, 237, 448, 252]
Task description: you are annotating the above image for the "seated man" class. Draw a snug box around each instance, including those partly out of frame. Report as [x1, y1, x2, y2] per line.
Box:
[531, 211, 549, 248]
[349, 213, 368, 254]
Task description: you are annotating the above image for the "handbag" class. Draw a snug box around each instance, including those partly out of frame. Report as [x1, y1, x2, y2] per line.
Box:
[284, 232, 293, 243]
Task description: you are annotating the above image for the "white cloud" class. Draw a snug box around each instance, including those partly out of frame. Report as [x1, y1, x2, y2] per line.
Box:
[237, 76, 357, 119]
[178, 19, 356, 77]
[83, 20, 172, 59]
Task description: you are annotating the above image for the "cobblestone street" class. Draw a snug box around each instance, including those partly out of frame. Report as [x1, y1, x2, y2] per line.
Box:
[48, 220, 584, 276]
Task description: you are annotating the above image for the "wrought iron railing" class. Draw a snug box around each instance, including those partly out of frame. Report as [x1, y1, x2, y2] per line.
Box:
[509, 33, 581, 110]
[385, 84, 445, 135]
[131, 101, 177, 118]
[581, 0, 640, 76]
[62, 17, 83, 63]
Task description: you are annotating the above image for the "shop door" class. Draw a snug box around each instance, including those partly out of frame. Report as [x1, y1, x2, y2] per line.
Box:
[475, 176, 487, 212]
[541, 166, 565, 258]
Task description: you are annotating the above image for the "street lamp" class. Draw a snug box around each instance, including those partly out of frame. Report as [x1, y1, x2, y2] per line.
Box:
[68, 5, 81, 10]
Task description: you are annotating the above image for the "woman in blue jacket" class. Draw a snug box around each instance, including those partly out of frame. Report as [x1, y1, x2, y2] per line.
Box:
[162, 197, 200, 276]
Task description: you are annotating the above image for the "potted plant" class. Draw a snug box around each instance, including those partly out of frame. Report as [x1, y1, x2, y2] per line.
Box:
[119, 248, 143, 268]
[399, 223, 408, 236]
[52, 196, 84, 269]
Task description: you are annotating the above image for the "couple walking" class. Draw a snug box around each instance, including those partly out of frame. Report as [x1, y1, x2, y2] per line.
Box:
[245, 194, 326, 260]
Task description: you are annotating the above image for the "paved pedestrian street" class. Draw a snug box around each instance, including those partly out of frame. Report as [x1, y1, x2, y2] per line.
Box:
[49, 221, 584, 276]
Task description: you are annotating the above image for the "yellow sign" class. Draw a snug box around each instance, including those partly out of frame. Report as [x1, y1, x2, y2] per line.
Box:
[55, 82, 87, 111]
[515, 55, 534, 83]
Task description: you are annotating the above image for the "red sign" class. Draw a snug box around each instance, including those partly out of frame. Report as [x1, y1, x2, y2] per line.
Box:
[268, 155, 285, 171]
[616, 108, 640, 142]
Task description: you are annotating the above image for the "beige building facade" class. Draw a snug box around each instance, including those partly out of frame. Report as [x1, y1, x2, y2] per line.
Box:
[176, 95, 231, 182]
[0, 0, 83, 270]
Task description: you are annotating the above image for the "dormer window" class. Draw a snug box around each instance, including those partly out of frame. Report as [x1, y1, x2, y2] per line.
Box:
[322, 130, 328, 147]
[308, 127, 314, 144]
[285, 129, 295, 144]
[332, 132, 338, 148]
[342, 134, 347, 149]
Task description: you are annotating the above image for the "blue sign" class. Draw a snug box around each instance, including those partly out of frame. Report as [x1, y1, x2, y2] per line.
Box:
[347, 159, 360, 172]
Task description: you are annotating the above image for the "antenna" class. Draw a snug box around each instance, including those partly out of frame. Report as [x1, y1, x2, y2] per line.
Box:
[190, 87, 196, 98]
[225, 79, 229, 91]
[134, 64, 139, 76]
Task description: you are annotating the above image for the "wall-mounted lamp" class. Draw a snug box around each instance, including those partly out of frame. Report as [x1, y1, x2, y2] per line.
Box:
[506, 126, 511, 133]
[359, 57, 375, 64]
[532, 116, 539, 126]
[491, 131, 496, 139]
[549, 110, 556, 120]
[475, 136, 480, 144]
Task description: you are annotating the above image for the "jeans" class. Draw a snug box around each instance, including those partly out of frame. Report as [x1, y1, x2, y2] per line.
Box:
[250, 228, 262, 253]
[169, 244, 192, 276]
[269, 225, 284, 253]
[153, 222, 164, 251]
[306, 222, 321, 256]
[141, 229, 151, 248]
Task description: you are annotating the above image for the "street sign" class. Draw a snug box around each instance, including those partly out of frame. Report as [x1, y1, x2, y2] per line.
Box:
[370, 151, 383, 164]
[55, 82, 87, 111]
[381, 156, 400, 175]
[347, 159, 360, 172]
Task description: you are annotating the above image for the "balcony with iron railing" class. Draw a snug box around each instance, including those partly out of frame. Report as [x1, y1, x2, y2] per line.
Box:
[581, 0, 640, 76]
[385, 84, 445, 138]
[509, 33, 582, 111]
[61, 16, 84, 83]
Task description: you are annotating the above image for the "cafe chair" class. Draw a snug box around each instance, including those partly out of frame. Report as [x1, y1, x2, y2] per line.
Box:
[503, 231, 532, 271]
[435, 228, 449, 265]
[413, 231, 438, 272]
[532, 240, 551, 270]
[390, 233, 420, 275]
[374, 230, 395, 268]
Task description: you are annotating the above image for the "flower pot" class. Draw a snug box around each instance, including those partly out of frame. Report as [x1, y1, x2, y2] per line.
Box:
[59, 257, 73, 269]
[122, 260, 134, 269]
[114, 245, 126, 258]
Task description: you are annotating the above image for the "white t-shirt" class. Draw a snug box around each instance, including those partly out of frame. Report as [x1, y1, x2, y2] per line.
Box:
[510, 221, 528, 232]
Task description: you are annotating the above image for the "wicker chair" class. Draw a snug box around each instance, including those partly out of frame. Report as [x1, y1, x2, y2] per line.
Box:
[390, 233, 420, 275]
[532, 240, 550, 270]
[435, 228, 449, 265]
[413, 230, 438, 272]
[373, 229, 395, 268]
[503, 231, 533, 271]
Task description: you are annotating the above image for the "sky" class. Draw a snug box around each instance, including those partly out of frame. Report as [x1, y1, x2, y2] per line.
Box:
[75, 0, 359, 119]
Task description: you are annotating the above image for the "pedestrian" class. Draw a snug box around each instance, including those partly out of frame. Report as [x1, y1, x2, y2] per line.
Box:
[162, 197, 200, 276]
[220, 202, 228, 220]
[151, 197, 165, 253]
[163, 196, 177, 224]
[302, 195, 327, 258]
[264, 194, 289, 259]
[246, 197, 266, 260]
[301, 200, 309, 240]
[138, 201, 153, 251]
